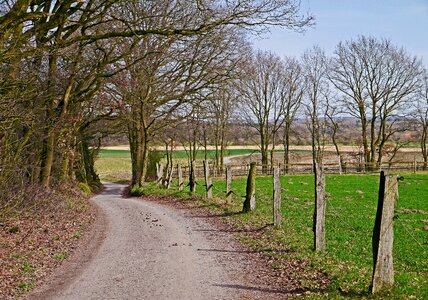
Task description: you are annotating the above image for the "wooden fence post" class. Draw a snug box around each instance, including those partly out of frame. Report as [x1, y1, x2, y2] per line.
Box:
[371, 171, 398, 293]
[313, 161, 326, 252]
[177, 164, 183, 191]
[226, 166, 232, 202]
[189, 160, 196, 193]
[243, 162, 256, 213]
[273, 167, 282, 227]
[203, 160, 213, 199]
[413, 157, 417, 173]
[165, 164, 173, 189]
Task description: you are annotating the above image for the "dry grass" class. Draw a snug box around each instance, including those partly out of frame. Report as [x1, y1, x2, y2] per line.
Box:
[0, 184, 96, 299]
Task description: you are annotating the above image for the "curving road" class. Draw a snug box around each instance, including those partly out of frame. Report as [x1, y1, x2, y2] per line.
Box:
[25, 182, 292, 300]
[46, 182, 238, 300]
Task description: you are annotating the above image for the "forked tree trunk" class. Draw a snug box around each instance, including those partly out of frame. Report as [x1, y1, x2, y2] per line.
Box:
[283, 121, 291, 174]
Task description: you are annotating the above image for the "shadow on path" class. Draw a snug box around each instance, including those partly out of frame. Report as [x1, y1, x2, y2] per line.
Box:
[214, 283, 315, 295]
[186, 211, 243, 219]
[100, 183, 127, 196]
[193, 223, 272, 233]
[197, 248, 291, 255]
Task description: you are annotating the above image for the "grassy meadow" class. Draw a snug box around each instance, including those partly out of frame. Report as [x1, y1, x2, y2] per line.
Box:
[95, 148, 262, 182]
[95, 149, 132, 183]
[96, 149, 428, 298]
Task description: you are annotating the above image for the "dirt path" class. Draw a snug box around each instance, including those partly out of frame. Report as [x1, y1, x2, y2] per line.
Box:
[27, 183, 280, 300]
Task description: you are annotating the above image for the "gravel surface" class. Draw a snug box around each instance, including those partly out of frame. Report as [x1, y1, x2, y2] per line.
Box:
[33, 183, 263, 300]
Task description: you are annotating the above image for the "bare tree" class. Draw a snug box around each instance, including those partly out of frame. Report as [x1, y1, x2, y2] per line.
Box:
[415, 69, 428, 168]
[330, 36, 423, 169]
[325, 93, 344, 170]
[302, 46, 329, 252]
[116, 26, 244, 187]
[281, 57, 304, 173]
[237, 51, 288, 173]
[208, 82, 239, 170]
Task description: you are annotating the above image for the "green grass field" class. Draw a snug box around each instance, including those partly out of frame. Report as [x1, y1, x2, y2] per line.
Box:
[96, 149, 428, 298]
[95, 149, 256, 181]
[95, 148, 262, 182]
[97, 148, 262, 159]
[95, 150, 131, 182]
[95, 148, 311, 181]
[97, 148, 310, 160]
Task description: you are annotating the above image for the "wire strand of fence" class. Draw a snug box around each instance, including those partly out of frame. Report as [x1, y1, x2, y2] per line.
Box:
[210, 183, 226, 194]
[327, 199, 366, 232]
[400, 177, 428, 182]
[396, 221, 428, 255]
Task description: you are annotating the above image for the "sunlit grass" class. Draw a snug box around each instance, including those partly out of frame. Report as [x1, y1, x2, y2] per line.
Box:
[95, 153, 131, 183]
[144, 173, 428, 299]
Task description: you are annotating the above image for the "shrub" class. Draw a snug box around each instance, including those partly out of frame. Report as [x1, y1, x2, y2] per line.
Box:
[145, 150, 163, 182]
[130, 185, 144, 196]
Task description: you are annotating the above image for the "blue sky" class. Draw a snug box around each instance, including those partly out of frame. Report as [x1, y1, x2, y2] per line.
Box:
[251, 0, 428, 63]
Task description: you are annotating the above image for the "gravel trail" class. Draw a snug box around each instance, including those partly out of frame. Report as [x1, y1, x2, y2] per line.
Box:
[48, 183, 242, 300]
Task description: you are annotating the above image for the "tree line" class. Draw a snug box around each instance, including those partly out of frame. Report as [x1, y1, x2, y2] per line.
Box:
[1, 0, 427, 202]
[0, 0, 313, 205]
[167, 37, 427, 178]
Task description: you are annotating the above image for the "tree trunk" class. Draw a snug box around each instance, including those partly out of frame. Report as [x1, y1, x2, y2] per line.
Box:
[214, 118, 220, 168]
[331, 125, 343, 173]
[283, 122, 291, 174]
[40, 129, 55, 187]
[129, 121, 149, 187]
[260, 128, 269, 174]
[361, 116, 370, 169]
[421, 123, 427, 171]
[75, 139, 100, 188]
[220, 126, 226, 168]
[270, 134, 276, 173]
[40, 52, 58, 188]
[140, 131, 150, 184]
[60, 153, 69, 182]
